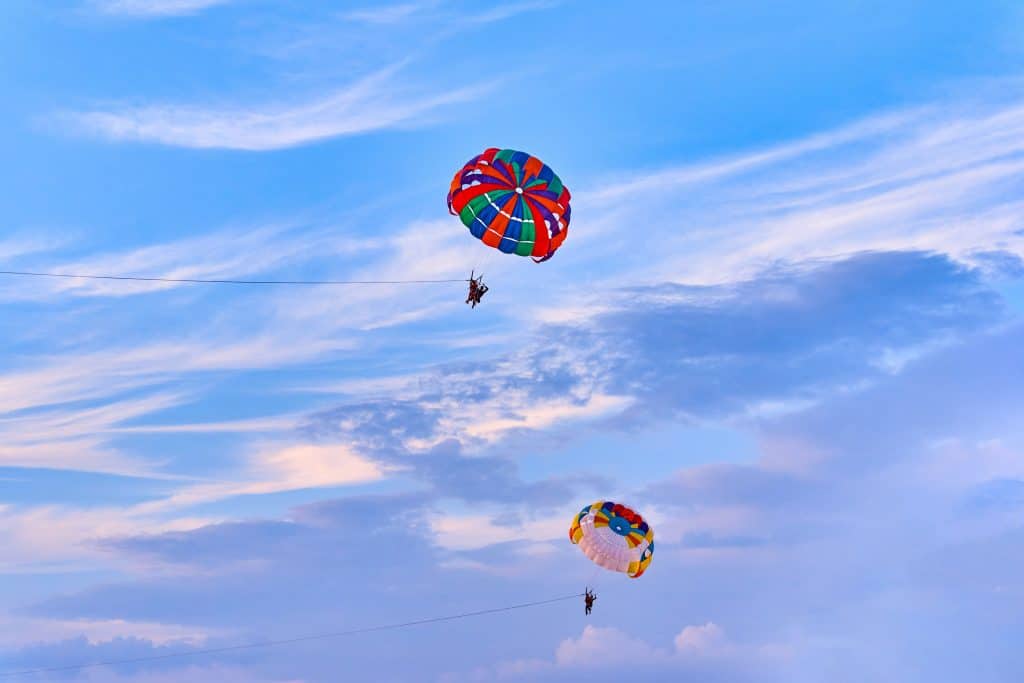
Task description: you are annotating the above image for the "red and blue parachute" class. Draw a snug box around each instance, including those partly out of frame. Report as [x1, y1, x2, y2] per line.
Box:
[447, 148, 571, 263]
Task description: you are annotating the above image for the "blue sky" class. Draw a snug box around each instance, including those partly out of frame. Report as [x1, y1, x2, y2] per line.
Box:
[2, 1, 1024, 681]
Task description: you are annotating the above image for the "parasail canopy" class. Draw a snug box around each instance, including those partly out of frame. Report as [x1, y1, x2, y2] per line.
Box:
[569, 500, 654, 578]
[447, 148, 571, 263]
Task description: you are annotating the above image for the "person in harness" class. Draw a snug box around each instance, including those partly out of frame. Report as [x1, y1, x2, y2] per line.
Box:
[584, 588, 597, 615]
[466, 271, 489, 308]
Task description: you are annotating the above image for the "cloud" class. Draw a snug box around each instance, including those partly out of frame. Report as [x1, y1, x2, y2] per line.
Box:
[342, 2, 433, 25]
[0, 333, 346, 475]
[9, 10, 1024, 683]
[17, 315, 1024, 683]
[1, 248, 996, 579]
[559, 94, 1024, 305]
[0, 440, 389, 572]
[13, 491, 613, 680]
[0, 504, 213, 573]
[625, 323, 1024, 681]
[0, 234, 68, 264]
[554, 624, 662, 668]
[0, 615, 217, 649]
[0, 220, 482, 490]
[103, 414, 301, 435]
[453, 621, 781, 682]
[90, 0, 234, 17]
[78, 665, 300, 683]
[0, 635, 299, 683]
[269, 0, 558, 63]
[60, 65, 488, 150]
[307, 251, 1003, 468]
[559, 251, 1002, 426]
[459, 0, 562, 26]
[9, 224, 351, 299]
[136, 443, 389, 512]
[11, 85, 1024, 683]
[429, 512, 567, 552]
[0, 224, 399, 478]
[429, 258, 1023, 682]
[22, 494, 477, 633]
[674, 622, 728, 654]
[0, 392, 189, 475]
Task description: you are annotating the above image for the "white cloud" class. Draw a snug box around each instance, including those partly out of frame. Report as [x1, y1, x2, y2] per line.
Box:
[460, 393, 633, 444]
[577, 109, 923, 208]
[457, 621, 782, 681]
[0, 615, 218, 649]
[0, 222, 381, 300]
[78, 665, 302, 683]
[91, 0, 234, 17]
[698, 106, 1024, 278]
[342, 2, 432, 24]
[0, 223, 410, 477]
[430, 512, 567, 551]
[0, 335, 344, 423]
[459, 1, 561, 26]
[138, 442, 390, 512]
[0, 220, 475, 481]
[674, 621, 728, 655]
[0, 392, 190, 475]
[61, 65, 488, 151]
[0, 440, 386, 572]
[0, 234, 68, 263]
[555, 625, 662, 668]
[537, 93, 1024, 326]
[0, 505, 214, 573]
[103, 414, 300, 435]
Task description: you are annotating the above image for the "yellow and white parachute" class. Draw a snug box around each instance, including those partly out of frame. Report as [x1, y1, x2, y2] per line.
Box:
[569, 500, 654, 578]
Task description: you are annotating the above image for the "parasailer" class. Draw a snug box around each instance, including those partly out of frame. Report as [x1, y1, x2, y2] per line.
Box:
[584, 588, 597, 615]
[569, 500, 654, 580]
[447, 148, 572, 267]
[466, 271, 488, 308]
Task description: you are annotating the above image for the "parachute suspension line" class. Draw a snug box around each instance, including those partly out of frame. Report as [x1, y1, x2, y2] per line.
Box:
[584, 564, 602, 592]
[473, 246, 500, 287]
[0, 271, 469, 286]
[0, 593, 583, 679]
[469, 250, 486, 288]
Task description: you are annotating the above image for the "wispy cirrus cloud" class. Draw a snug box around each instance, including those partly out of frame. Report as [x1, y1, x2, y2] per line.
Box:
[0, 441, 387, 573]
[59, 64, 488, 151]
[0, 503, 213, 573]
[0, 392, 189, 475]
[0, 234, 68, 264]
[342, 2, 435, 25]
[281, 0, 558, 56]
[561, 93, 1024, 303]
[0, 440, 388, 574]
[0, 220, 469, 482]
[0, 222, 386, 300]
[457, 0, 562, 27]
[135, 442, 390, 513]
[89, 0, 234, 17]
[12, 278, 1020, 680]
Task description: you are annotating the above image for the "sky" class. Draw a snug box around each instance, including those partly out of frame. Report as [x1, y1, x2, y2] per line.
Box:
[1, 1, 1024, 681]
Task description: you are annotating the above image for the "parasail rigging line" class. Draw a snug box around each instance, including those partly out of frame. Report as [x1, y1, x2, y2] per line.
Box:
[0, 593, 583, 679]
[0, 270, 469, 286]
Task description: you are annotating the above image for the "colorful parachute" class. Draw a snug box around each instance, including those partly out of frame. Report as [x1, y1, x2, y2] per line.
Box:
[569, 500, 654, 578]
[447, 148, 571, 263]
